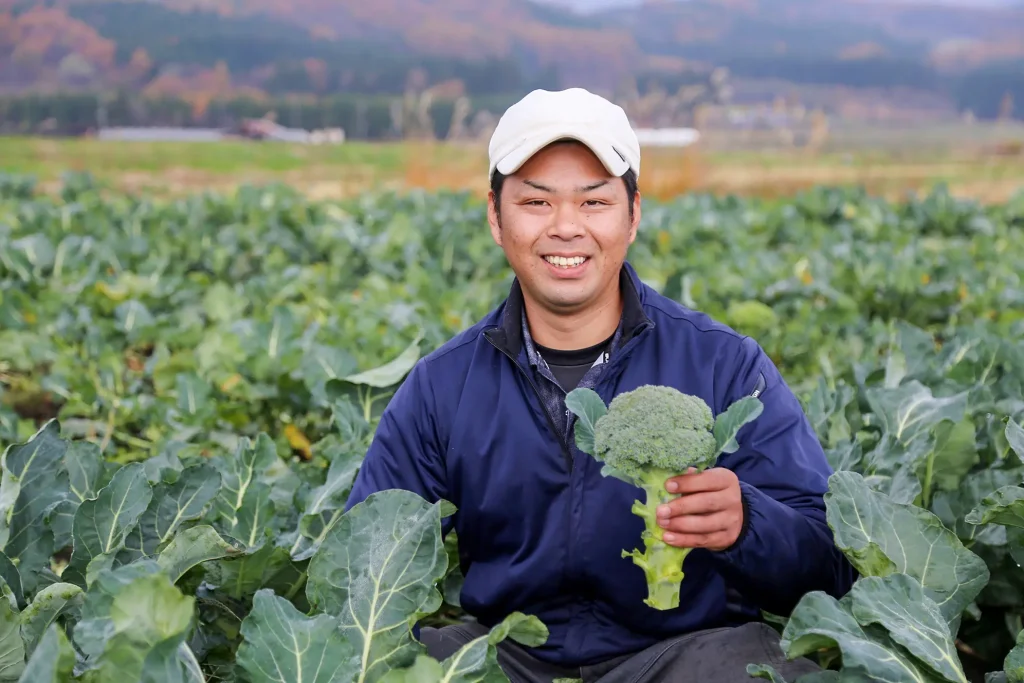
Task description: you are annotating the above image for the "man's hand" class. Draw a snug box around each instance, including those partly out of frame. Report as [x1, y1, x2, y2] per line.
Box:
[655, 467, 744, 551]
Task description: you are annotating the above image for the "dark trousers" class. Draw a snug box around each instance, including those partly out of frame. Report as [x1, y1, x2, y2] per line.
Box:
[420, 620, 822, 683]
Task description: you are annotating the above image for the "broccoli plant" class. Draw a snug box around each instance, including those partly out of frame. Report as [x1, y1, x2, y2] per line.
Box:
[566, 385, 763, 611]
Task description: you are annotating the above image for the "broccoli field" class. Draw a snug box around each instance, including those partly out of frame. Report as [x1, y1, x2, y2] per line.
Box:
[1, 169, 1024, 682]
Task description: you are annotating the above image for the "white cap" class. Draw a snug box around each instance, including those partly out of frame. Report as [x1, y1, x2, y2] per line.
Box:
[488, 88, 641, 180]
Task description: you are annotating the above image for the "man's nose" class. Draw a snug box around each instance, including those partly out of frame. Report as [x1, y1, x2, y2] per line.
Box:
[550, 203, 584, 237]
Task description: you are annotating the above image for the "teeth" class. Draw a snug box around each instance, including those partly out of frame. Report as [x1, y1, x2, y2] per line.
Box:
[544, 256, 587, 268]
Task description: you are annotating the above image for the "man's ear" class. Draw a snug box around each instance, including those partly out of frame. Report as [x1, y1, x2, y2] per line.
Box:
[487, 190, 503, 247]
[628, 190, 641, 245]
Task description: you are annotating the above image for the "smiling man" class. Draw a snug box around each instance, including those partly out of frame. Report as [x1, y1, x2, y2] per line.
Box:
[345, 88, 855, 682]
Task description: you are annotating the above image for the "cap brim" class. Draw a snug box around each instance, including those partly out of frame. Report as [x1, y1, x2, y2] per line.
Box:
[493, 128, 630, 178]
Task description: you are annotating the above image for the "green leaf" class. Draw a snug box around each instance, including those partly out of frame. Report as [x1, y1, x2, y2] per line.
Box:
[341, 337, 422, 388]
[565, 388, 608, 455]
[1007, 418, 1024, 461]
[121, 462, 222, 560]
[824, 470, 989, 630]
[306, 489, 449, 683]
[18, 582, 83, 657]
[485, 612, 549, 647]
[0, 420, 70, 593]
[0, 583, 24, 682]
[847, 574, 967, 682]
[74, 562, 196, 681]
[156, 525, 246, 583]
[16, 624, 75, 683]
[713, 396, 764, 454]
[203, 542, 300, 601]
[236, 589, 351, 683]
[746, 666, 841, 683]
[0, 554, 23, 611]
[781, 578, 965, 683]
[382, 612, 549, 683]
[1004, 627, 1024, 683]
[65, 463, 153, 587]
[64, 440, 105, 503]
[926, 418, 979, 493]
[864, 381, 969, 446]
[212, 433, 278, 545]
[965, 486, 1024, 528]
[291, 450, 364, 561]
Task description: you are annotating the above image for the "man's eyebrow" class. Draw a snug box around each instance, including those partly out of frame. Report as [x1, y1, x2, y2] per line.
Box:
[519, 179, 610, 193]
[578, 180, 609, 192]
[522, 179, 555, 192]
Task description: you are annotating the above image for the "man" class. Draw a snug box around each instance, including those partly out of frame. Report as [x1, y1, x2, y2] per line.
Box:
[345, 88, 856, 682]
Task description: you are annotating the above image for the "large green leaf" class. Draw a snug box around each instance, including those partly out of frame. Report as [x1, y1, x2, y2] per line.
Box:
[212, 434, 278, 546]
[18, 582, 83, 657]
[74, 562, 196, 681]
[381, 612, 548, 683]
[16, 624, 75, 683]
[966, 486, 1024, 529]
[864, 381, 969, 446]
[0, 420, 70, 593]
[65, 463, 153, 587]
[0, 583, 24, 682]
[290, 449, 364, 561]
[779, 574, 967, 683]
[306, 489, 450, 683]
[121, 462, 222, 561]
[156, 525, 246, 584]
[235, 589, 351, 683]
[824, 470, 989, 630]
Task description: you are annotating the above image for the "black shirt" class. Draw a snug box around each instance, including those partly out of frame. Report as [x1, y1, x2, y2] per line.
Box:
[535, 332, 614, 392]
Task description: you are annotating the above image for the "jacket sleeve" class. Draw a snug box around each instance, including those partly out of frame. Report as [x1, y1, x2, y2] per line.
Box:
[709, 336, 857, 615]
[344, 361, 449, 514]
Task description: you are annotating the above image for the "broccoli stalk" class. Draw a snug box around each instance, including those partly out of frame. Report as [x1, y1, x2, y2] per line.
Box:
[566, 385, 763, 611]
[624, 465, 694, 610]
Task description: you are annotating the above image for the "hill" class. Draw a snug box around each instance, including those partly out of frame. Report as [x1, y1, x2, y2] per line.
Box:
[0, 0, 1021, 133]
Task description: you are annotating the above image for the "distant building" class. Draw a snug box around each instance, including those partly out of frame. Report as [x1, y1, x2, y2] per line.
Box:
[96, 127, 226, 141]
[632, 128, 701, 147]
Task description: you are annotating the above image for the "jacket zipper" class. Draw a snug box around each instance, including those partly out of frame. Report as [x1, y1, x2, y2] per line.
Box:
[485, 334, 574, 471]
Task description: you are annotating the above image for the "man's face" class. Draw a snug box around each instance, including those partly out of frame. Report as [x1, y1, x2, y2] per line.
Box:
[487, 142, 641, 317]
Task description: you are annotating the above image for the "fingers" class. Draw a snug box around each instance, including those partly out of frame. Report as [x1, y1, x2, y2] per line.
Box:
[665, 467, 734, 495]
[656, 490, 735, 519]
[661, 528, 737, 551]
[659, 510, 736, 536]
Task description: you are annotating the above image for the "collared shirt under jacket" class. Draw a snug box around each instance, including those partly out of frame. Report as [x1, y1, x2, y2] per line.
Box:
[345, 261, 857, 668]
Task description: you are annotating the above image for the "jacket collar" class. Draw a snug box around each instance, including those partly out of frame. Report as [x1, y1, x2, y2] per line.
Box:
[483, 261, 653, 358]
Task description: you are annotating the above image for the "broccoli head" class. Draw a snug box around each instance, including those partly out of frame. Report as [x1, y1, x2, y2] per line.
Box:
[566, 384, 763, 611]
[593, 386, 719, 486]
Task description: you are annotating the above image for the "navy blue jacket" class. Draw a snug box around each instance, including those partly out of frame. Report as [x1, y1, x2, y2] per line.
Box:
[345, 262, 855, 667]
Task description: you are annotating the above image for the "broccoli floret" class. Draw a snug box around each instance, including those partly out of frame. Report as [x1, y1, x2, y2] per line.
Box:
[566, 384, 763, 611]
[593, 386, 719, 483]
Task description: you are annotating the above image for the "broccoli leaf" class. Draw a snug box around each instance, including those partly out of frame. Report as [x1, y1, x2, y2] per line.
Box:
[236, 588, 351, 683]
[825, 470, 988, 631]
[565, 388, 608, 455]
[713, 396, 764, 454]
[305, 489, 450, 683]
[381, 612, 548, 683]
[965, 485, 1024, 528]
[778, 574, 968, 683]
[16, 624, 75, 683]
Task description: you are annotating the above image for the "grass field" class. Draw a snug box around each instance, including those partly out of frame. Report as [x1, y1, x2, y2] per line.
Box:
[3, 128, 1024, 202]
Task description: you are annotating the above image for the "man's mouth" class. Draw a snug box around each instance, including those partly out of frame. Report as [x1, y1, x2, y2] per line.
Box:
[543, 255, 589, 269]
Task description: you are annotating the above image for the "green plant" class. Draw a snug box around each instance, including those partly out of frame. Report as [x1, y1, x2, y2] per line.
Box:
[565, 385, 763, 610]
